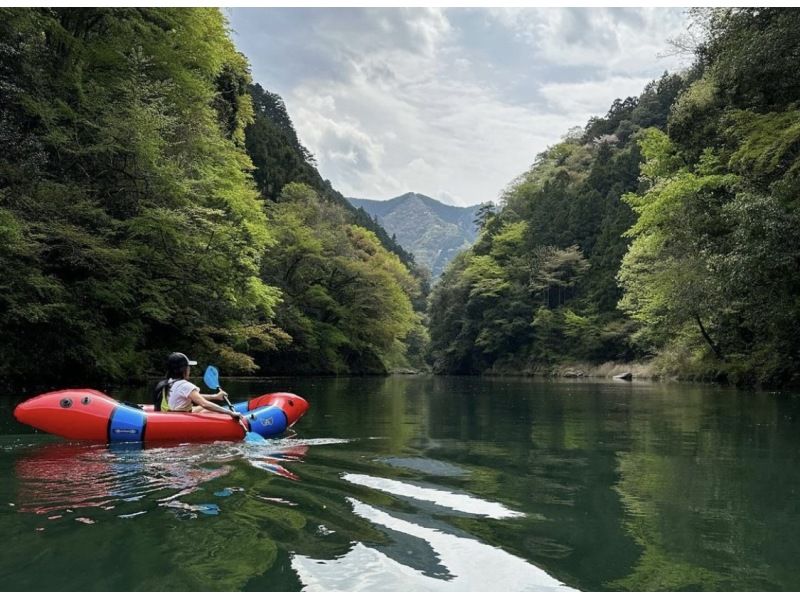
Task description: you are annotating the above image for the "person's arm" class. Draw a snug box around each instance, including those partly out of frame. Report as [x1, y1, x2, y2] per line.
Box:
[188, 389, 242, 418]
[203, 388, 227, 403]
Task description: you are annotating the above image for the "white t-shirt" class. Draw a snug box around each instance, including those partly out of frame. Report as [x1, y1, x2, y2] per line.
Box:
[167, 379, 200, 412]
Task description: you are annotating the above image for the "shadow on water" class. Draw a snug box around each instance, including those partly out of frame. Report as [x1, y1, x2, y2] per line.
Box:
[2, 376, 800, 590]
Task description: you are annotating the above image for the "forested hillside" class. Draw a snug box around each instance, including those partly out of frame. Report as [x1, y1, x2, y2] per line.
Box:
[244, 83, 429, 374]
[258, 184, 426, 374]
[348, 192, 484, 278]
[0, 8, 425, 388]
[428, 8, 800, 387]
[4, 8, 798, 389]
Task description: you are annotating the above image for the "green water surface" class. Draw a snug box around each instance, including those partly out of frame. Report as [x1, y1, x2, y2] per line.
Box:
[1, 376, 799, 591]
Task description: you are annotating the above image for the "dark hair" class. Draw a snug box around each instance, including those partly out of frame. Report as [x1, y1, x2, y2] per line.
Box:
[167, 352, 192, 379]
[167, 364, 188, 379]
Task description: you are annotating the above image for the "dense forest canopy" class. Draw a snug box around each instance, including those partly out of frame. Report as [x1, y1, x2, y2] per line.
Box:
[0, 7, 425, 388]
[428, 8, 800, 387]
[259, 183, 427, 374]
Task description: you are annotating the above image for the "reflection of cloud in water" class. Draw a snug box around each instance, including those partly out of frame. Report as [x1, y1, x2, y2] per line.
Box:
[292, 498, 576, 592]
[343, 473, 524, 519]
[380, 456, 467, 477]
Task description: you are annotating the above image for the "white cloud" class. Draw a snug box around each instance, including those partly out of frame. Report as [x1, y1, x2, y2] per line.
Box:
[488, 7, 690, 74]
[229, 8, 692, 206]
[538, 75, 655, 120]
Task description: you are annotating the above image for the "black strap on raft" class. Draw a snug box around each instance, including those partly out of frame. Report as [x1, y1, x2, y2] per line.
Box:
[152, 379, 173, 412]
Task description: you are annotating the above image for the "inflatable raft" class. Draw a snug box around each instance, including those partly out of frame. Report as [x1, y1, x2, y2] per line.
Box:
[13, 389, 309, 443]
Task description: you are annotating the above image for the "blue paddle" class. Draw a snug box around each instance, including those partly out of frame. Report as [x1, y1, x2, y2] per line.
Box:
[203, 365, 222, 393]
[203, 365, 265, 444]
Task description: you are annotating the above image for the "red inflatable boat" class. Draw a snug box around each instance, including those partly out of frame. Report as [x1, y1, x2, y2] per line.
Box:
[13, 388, 309, 443]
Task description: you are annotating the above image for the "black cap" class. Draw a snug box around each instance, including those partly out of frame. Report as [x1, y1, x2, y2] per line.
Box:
[167, 352, 197, 371]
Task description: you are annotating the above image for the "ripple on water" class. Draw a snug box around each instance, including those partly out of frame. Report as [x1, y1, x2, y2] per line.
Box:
[379, 456, 468, 477]
[291, 497, 575, 592]
[10, 436, 351, 523]
[5, 433, 577, 591]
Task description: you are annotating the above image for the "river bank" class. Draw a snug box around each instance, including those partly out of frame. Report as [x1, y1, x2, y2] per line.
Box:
[483, 360, 655, 380]
[479, 358, 800, 390]
[5, 357, 796, 397]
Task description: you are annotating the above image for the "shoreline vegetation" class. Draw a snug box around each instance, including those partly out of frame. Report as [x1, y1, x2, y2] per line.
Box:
[3, 363, 790, 397]
[0, 8, 427, 390]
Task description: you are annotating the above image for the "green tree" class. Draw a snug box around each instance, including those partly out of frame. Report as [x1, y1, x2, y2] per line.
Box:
[0, 8, 281, 385]
[258, 183, 421, 374]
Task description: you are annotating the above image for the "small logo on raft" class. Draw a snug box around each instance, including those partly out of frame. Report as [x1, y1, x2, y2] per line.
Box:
[112, 429, 138, 435]
[261, 418, 273, 426]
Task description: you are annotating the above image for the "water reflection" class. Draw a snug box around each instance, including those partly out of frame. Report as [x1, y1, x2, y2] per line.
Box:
[292, 494, 574, 591]
[343, 473, 524, 519]
[381, 456, 468, 477]
[4, 377, 800, 591]
[287, 468, 573, 591]
[12, 439, 320, 521]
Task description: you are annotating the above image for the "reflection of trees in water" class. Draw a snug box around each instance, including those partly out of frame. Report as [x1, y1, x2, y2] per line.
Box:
[146, 379, 800, 591]
[8, 441, 310, 590]
[612, 392, 800, 591]
[288, 376, 642, 590]
[258, 377, 617, 589]
[8, 379, 800, 591]
[416, 379, 642, 590]
[139, 512, 280, 591]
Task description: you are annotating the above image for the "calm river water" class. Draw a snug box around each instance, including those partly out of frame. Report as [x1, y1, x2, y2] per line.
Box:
[1, 376, 799, 591]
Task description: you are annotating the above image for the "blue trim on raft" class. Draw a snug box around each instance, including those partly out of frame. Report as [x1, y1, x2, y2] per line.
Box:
[108, 404, 147, 442]
[104, 403, 290, 443]
[246, 406, 288, 438]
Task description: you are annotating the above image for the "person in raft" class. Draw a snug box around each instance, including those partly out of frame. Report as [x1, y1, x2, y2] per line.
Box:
[156, 352, 244, 420]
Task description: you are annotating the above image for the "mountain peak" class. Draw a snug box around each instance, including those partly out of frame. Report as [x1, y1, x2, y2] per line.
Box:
[347, 192, 483, 277]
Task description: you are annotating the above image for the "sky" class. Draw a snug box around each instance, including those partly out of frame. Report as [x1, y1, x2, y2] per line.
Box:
[227, 7, 693, 207]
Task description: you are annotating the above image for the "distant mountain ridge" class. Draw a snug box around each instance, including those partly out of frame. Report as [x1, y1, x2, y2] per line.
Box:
[348, 192, 485, 277]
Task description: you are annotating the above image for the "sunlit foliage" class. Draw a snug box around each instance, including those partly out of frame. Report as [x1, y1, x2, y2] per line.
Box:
[430, 8, 800, 386]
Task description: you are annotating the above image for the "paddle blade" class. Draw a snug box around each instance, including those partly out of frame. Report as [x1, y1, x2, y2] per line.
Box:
[203, 365, 219, 390]
[244, 432, 267, 444]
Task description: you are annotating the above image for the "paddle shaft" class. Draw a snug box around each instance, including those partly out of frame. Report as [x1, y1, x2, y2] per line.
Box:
[204, 366, 260, 441]
[217, 387, 251, 435]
